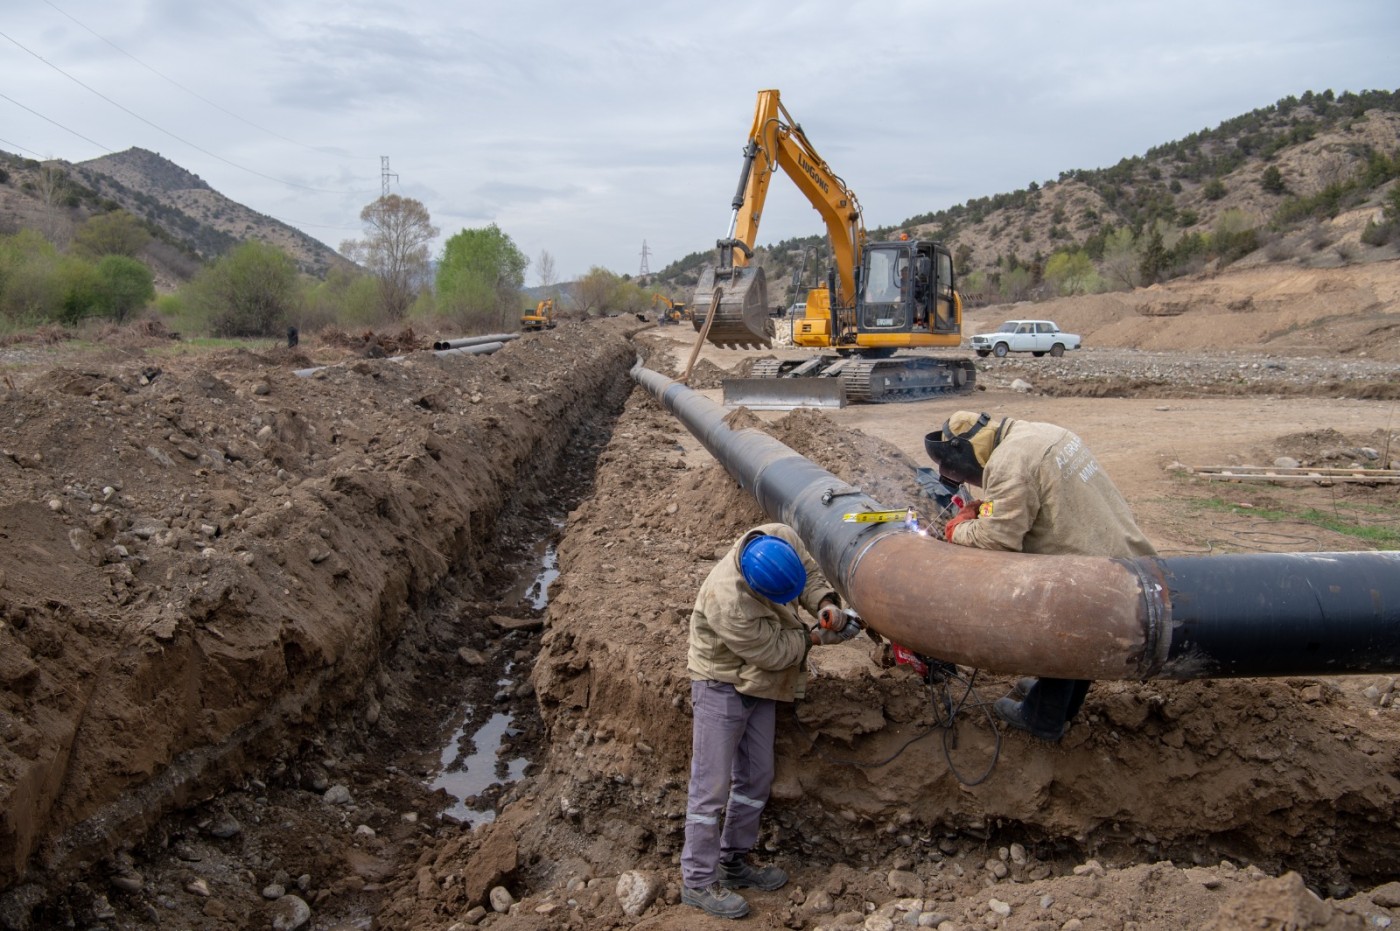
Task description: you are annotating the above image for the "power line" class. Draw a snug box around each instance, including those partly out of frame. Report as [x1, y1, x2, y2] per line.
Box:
[0, 27, 376, 196]
[0, 92, 111, 153]
[39, 0, 379, 162]
[0, 134, 50, 160]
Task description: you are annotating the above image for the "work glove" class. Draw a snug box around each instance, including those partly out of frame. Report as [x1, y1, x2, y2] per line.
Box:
[811, 607, 863, 645]
[943, 499, 981, 543]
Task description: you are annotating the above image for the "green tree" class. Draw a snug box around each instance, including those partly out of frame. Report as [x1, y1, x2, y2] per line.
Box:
[94, 255, 155, 322]
[303, 265, 380, 329]
[1138, 227, 1169, 285]
[1043, 251, 1096, 295]
[56, 257, 102, 324]
[72, 210, 151, 260]
[0, 230, 64, 322]
[435, 224, 529, 330]
[1209, 209, 1259, 265]
[572, 266, 630, 316]
[1202, 178, 1227, 201]
[999, 266, 1033, 302]
[186, 241, 300, 337]
[1097, 226, 1142, 288]
[1260, 166, 1287, 195]
[340, 195, 438, 320]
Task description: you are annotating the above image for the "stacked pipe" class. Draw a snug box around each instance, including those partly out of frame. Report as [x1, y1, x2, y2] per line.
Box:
[295, 333, 520, 377]
[631, 361, 1400, 680]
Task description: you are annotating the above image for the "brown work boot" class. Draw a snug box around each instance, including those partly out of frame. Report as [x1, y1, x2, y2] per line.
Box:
[720, 855, 788, 891]
[682, 882, 750, 919]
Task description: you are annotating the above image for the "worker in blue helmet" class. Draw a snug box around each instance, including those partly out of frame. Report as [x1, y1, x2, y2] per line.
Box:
[680, 523, 861, 919]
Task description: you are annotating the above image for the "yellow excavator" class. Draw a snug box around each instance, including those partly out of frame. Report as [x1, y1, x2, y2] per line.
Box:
[521, 298, 556, 331]
[693, 89, 975, 406]
[651, 293, 690, 325]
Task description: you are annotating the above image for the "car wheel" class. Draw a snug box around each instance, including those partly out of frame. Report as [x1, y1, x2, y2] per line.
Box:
[1032, 351, 1046, 357]
[975, 350, 990, 358]
[993, 343, 1009, 358]
[1050, 344, 1065, 357]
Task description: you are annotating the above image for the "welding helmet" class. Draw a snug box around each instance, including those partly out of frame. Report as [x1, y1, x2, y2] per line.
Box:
[739, 533, 807, 604]
[923, 411, 993, 487]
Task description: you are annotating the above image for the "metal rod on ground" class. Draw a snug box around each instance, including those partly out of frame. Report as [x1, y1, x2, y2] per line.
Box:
[630, 360, 1400, 680]
[681, 289, 724, 385]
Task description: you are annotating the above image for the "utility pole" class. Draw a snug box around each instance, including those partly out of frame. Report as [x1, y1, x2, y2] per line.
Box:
[638, 240, 652, 279]
[381, 156, 399, 197]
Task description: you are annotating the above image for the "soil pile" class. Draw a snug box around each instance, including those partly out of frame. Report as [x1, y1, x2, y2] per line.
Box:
[2, 253, 1400, 930]
[0, 320, 640, 926]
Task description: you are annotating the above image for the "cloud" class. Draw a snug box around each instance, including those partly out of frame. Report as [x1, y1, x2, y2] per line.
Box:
[3, 0, 1397, 279]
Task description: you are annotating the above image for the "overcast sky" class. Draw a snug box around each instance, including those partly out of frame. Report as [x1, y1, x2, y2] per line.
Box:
[3, 1, 1397, 282]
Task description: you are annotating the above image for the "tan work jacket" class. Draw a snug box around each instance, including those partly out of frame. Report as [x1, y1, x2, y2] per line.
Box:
[687, 523, 838, 701]
[950, 420, 1157, 558]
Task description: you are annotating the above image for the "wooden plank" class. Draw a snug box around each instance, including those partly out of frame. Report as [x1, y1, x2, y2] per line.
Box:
[1189, 465, 1400, 484]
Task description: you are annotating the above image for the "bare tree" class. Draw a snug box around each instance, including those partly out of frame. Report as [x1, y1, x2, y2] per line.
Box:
[340, 195, 438, 320]
[36, 165, 70, 247]
[536, 249, 557, 290]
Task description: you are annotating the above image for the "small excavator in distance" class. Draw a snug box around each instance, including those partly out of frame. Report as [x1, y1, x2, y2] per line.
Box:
[693, 88, 975, 406]
[521, 298, 556, 331]
[651, 293, 690, 325]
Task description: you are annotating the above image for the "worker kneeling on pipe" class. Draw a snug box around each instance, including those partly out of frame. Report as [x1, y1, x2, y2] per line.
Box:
[681, 523, 859, 919]
[925, 412, 1157, 742]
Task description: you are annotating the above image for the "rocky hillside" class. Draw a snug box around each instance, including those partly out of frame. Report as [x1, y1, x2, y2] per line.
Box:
[657, 89, 1400, 307]
[0, 147, 349, 281]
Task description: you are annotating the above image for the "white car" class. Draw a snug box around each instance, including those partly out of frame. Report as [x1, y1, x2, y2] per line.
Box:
[970, 319, 1081, 358]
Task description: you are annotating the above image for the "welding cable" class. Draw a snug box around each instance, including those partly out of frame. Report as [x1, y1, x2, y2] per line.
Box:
[786, 663, 1002, 788]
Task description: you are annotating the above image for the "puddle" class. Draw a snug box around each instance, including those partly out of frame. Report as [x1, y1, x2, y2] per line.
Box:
[502, 521, 563, 611]
[430, 709, 530, 825]
[426, 530, 561, 824]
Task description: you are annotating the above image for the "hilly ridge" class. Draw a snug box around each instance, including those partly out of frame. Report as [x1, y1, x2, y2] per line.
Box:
[1, 88, 1396, 301]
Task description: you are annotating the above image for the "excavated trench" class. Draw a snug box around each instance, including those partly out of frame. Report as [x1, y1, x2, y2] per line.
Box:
[3, 320, 1400, 930]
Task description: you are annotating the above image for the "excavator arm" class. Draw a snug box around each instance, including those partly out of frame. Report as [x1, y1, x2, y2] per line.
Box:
[696, 89, 865, 348]
[723, 89, 864, 306]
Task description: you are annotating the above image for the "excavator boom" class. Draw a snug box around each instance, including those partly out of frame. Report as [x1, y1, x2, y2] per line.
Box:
[694, 89, 864, 349]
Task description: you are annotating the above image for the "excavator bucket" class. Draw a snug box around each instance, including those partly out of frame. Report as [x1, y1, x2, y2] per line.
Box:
[692, 265, 772, 349]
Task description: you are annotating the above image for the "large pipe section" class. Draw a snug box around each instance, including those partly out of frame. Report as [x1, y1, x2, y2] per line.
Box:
[432, 333, 520, 350]
[632, 362, 1400, 680]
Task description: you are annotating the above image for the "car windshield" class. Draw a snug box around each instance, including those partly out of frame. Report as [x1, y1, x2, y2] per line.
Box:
[996, 323, 1017, 333]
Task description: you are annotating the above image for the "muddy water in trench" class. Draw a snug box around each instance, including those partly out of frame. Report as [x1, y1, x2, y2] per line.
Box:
[427, 531, 562, 825]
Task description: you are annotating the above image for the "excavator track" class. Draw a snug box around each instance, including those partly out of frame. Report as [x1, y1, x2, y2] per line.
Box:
[841, 356, 977, 403]
[727, 355, 976, 407]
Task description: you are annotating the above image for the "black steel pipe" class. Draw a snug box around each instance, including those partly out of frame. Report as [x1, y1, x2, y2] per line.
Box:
[631, 362, 1400, 679]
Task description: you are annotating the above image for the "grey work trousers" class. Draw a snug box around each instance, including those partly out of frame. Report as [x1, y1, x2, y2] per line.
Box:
[680, 680, 777, 889]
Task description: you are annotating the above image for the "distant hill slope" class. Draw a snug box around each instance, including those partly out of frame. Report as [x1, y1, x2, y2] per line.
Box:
[71, 148, 349, 278]
[656, 89, 1400, 307]
[0, 146, 349, 283]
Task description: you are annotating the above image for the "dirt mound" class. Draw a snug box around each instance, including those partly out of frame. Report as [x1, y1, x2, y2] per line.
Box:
[968, 258, 1400, 362]
[374, 374, 1400, 930]
[5, 271, 1400, 930]
[0, 319, 641, 919]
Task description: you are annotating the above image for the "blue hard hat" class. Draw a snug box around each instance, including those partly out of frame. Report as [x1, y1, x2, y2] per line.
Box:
[739, 534, 807, 604]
